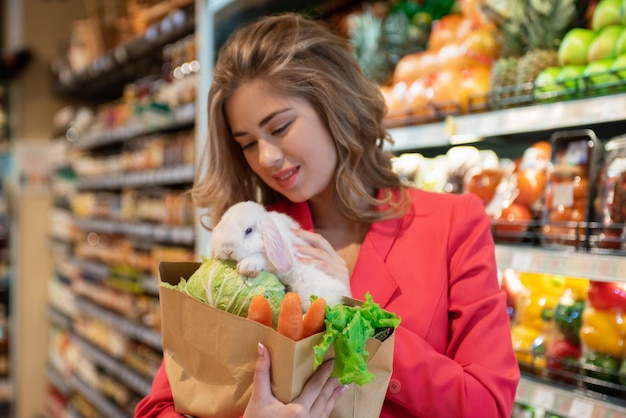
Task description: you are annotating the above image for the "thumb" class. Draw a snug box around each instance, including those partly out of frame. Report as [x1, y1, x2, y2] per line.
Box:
[251, 342, 272, 399]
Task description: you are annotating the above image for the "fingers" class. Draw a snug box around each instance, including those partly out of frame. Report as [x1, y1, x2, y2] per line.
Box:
[294, 359, 349, 416]
[292, 229, 335, 254]
[292, 230, 349, 280]
[250, 343, 272, 402]
[311, 382, 348, 417]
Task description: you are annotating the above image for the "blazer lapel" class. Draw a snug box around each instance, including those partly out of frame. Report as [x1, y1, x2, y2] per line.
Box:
[351, 216, 402, 308]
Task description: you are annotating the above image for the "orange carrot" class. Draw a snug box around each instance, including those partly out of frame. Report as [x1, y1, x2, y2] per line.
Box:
[301, 297, 327, 339]
[277, 292, 304, 340]
[247, 294, 273, 328]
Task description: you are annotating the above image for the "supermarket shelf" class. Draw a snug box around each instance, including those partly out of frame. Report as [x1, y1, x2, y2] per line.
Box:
[71, 102, 196, 151]
[45, 364, 72, 397]
[74, 218, 195, 246]
[51, 5, 195, 101]
[75, 297, 162, 351]
[141, 275, 160, 296]
[73, 336, 152, 397]
[517, 373, 626, 418]
[48, 306, 73, 331]
[495, 245, 626, 283]
[386, 93, 626, 152]
[76, 164, 194, 190]
[68, 374, 128, 418]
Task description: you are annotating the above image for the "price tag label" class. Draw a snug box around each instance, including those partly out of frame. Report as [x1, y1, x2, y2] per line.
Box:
[532, 389, 555, 411]
[569, 398, 594, 418]
[511, 251, 533, 271]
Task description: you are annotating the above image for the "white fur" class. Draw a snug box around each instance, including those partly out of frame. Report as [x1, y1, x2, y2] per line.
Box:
[209, 201, 352, 309]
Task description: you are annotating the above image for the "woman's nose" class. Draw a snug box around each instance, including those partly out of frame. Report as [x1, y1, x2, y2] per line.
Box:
[257, 140, 283, 168]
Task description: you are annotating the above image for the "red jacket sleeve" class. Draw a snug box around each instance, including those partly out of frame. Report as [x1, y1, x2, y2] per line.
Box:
[134, 360, 182, 418]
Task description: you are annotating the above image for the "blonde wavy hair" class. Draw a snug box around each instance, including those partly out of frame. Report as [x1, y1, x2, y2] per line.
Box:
[191, 12, 409, 227]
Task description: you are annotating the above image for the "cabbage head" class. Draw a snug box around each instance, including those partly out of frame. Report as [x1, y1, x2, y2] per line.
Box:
[162, 257, 285, 324]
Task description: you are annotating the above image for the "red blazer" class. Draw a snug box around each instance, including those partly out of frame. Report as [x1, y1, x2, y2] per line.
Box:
[135, 188, 520, 417]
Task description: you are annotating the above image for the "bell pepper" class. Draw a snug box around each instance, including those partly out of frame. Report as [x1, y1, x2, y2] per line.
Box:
[580, 350, 621, 385]
[554, 290, 585, 345]
[563, 277, 589, 301]
[546, 338, 581, 383]
[580, 307, 626, 358]
[511, 324, 541, 365]
[587, 281, 626, 311]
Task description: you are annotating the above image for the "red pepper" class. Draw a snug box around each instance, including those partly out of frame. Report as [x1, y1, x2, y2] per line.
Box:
[546, 338, 582, 383]
[587, 281, 626, 311]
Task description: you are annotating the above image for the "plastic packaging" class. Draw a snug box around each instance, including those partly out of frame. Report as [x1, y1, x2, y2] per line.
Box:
[593, 134, 626, 252]
[541, 129, 603, 249]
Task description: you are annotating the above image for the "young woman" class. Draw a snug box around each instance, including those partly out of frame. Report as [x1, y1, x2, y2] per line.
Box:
[135, 13, 520, 418]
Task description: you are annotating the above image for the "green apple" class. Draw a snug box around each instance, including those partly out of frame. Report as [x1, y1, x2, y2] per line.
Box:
[556, 65, 586, 99]
[588, 25, 624, 61]
[583, 58, 617, 95]
[592, 0, 623, 30]
[616, 27, 626, 56]
[558, 28, 597, 66]
[533, 66, 564, 103]
[610, 53, 626, 91]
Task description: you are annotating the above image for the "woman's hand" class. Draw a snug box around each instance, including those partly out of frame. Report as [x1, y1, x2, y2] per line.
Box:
[291, 229, 350, 288]
[243, 343, 347, 418]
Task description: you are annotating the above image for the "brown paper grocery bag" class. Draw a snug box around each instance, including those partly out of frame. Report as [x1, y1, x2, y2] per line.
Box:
[159, 261, 395, 418]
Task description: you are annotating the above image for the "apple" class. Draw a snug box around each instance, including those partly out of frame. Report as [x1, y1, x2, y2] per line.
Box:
[556, 65, 586, 99]
[588, 25, 624, 61]
[533, 66, 564, 103]
[592, 0, 623, 30]
[558, 28, 597, 66]
[610, 53, 626, 91]
[583, 58, 617, 95]
[617, 27, 626, 56]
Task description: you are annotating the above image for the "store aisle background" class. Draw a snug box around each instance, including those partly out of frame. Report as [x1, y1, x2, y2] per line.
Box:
[2, 1, 85, 417]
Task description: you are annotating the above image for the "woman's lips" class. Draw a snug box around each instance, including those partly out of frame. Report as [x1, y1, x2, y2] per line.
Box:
[272, 166, 300, 189]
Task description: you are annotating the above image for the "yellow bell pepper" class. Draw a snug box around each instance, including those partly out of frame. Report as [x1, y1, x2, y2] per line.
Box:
[511, 324, 542, 365]
[563, 276, 589, 301]
[580, 307, 626, 358]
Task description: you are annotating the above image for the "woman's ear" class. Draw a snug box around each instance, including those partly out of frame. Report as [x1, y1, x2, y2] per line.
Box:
[259, 216, 294, 273]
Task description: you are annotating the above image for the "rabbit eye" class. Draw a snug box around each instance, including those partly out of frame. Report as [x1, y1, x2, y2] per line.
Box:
[244, 227, 253, 235]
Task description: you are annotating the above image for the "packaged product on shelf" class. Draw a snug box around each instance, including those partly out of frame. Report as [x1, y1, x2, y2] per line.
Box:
[508, 271, 590, 380]
[509, 272, 565, 369]
[594, 134, 626, 252]
[541, 129, 603, 248]
[546, 281, 588, 384]
[579, 280, 626, 396]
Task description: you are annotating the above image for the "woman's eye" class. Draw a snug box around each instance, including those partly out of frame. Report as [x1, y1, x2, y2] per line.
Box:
[241, 141, 257, 151]
[271, 121, 292, 136]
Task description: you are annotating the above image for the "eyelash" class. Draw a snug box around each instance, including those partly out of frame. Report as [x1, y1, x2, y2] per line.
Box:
[241, 141, 256, 151]
[271, 122, 291, 136]
[240, 121, 292, 151]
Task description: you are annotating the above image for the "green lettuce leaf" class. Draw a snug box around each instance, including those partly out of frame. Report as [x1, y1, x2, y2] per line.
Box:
[313, 292, 401, 385]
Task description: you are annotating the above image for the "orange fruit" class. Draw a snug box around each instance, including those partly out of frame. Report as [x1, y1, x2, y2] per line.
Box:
[515, 169, 547, 208]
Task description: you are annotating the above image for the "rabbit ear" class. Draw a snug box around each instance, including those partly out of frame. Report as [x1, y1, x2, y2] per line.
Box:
[259, 215, 294, 273]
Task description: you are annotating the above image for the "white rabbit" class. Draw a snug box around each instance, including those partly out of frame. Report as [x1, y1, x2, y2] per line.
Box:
[209, 201, 351, 309]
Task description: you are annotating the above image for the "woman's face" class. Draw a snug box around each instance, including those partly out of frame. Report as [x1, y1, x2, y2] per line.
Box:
[225, 80, 337, 203]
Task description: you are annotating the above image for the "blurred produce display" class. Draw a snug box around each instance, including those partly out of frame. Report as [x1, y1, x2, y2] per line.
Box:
[356, 0, 626, 126]
[501, 268, 626, 399]
[391, 128, 626, 252]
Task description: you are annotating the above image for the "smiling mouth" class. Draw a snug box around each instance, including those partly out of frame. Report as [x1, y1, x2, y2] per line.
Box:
[273, 167, 299, 181]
